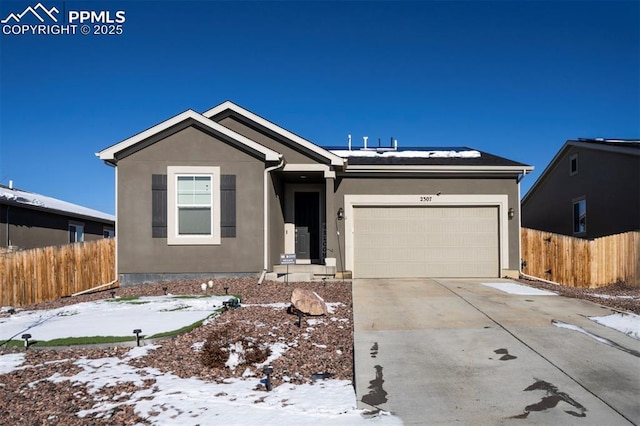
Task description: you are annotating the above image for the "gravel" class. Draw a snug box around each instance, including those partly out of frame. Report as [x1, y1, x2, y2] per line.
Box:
[0, 278, 353, 425]
[0, 276, 638, 424]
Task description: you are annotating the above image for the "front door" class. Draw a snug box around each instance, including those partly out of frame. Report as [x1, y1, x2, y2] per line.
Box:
[294, 192, 320, 262]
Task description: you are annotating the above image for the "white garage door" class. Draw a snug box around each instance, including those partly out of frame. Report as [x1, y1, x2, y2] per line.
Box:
[353, 206, 499, 278]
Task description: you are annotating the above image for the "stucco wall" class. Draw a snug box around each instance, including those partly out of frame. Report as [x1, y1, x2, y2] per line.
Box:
[522, 147, 640, 238]
[116, 125, 265, 275]
[332, 175, 522, 271]
[0, 204, 109, 250]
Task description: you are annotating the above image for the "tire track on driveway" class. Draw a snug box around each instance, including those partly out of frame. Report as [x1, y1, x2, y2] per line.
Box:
[434, 279, 637, 425]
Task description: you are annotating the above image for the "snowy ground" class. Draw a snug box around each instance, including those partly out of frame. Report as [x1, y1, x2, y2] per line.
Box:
[0, 293, 401, 425]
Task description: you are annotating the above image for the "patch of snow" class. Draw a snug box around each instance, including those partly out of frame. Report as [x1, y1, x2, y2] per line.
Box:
[331, 149, 481, 159]
[225, 341, 245, 370]
[0, 186, 114, 221]
[0, 353, 25, 374]
[482, 282, 557, 296]
[126, 345, 161, 360]
[552, 320, 640, 357]
[587, 294, 636, 300]
[590, 313, 640, 340]
[257, 342, 289, 368]
[191, 341, 205, 351]
[306, 318, 324, 326]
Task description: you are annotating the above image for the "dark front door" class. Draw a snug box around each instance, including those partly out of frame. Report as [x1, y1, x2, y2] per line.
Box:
[294, 192, 320, 261]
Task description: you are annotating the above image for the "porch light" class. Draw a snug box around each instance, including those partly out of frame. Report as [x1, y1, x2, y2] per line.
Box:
[133, 329, 143, 346]
[21, 333, 31, 349]
[262, 366, 274, 391]
[337, 208, 345, 221]
[508, 208, 515, 220]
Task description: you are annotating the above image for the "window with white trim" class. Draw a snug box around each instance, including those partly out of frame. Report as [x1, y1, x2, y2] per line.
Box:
[573, 198, 586, 235]
[167, 166, 220, 245]
[69, 221, 84, 243]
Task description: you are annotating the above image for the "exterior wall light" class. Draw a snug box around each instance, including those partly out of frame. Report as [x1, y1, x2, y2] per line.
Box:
[337, 207, 345, 221]
[508, 208, 515, 220]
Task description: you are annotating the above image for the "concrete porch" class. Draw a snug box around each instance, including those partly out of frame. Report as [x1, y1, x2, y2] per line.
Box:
[265, 264, 337, 282]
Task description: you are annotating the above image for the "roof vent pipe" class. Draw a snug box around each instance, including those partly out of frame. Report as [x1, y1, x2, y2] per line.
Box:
[394, 139, 398, 150]
[348, 134, 352, 151]
[363, 136, 368, 150]
[9, 180, 13, 189]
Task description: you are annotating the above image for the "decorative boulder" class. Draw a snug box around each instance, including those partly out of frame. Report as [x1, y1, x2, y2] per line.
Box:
[291, 288, 328, 316]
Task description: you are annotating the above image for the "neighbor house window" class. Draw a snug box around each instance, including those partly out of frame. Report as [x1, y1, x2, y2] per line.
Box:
[570, 153, 578, 176]
[69, 221, 84, 243]
[167, 166, 220, 245]
[573, 198, 586, 234]
[103, 227, 115, 238]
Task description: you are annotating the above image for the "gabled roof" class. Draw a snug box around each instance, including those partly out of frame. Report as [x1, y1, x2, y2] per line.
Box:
[0, 185, 115, 222]
[522, 138, 640, 204]
[97, 109, 282, 164]
[204, 101, 345, 167]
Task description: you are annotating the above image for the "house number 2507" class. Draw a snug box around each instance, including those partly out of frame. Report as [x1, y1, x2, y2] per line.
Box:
[420, 196, 432, 202]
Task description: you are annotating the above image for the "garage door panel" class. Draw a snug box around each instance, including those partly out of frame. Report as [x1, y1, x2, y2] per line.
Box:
[354, 206, 499, 278]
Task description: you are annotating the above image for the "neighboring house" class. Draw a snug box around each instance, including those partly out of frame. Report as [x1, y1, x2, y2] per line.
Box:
[98, 101, 532, 285]
[0, 184, 115, 250]
[522, 138, 640, 239]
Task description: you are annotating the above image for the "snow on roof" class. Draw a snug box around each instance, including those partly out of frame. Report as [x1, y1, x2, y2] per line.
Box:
[0, 186, 114, 222]
[330, 149, 481, 159]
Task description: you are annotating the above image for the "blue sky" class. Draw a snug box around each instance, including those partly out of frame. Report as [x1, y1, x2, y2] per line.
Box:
[1, 1, 638, 215]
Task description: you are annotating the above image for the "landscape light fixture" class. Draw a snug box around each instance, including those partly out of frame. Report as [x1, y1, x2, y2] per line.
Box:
[336, 207, 345, 221]
[508, 208, 515, 220]
[224, 286, 229, 295]
[262, 366, 274, 391]
[297, 311, 304, 328]
[133, 329, 143, 346]
[201, 283, 207, 291]
[162, 286, 168, 295]
[110, 290, 116, 299]
[208, 280, 214, 289]
[21, 333, 31, 349]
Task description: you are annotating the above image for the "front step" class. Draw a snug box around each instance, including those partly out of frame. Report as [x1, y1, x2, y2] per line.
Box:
[266, 264, 337, 282]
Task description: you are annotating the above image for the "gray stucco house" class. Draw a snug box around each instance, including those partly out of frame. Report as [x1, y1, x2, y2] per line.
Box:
[522, 138, 640, 239]
[98, 101, 532, 284]
[0, 184, 115, 250]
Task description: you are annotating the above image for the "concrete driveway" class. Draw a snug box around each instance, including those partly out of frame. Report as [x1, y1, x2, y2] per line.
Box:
[353, 279, 640, 425]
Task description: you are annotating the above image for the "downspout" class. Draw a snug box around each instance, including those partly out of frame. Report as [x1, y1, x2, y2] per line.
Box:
[260, 157, 285, 283]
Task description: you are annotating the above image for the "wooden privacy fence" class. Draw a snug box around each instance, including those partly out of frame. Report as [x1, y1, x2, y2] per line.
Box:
[521, 228, 640, 288]
[0, 238, 117, 307]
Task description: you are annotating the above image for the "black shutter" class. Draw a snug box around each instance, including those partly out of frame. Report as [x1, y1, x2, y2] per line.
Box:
[220, 175, 236, 238]
[152, 174, 167, 238]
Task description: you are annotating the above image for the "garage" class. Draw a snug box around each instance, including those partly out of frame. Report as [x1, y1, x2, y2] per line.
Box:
[353, 206, 499, 278]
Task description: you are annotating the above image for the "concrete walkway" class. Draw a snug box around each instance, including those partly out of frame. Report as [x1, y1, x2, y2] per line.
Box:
[353, 278, 640, 425]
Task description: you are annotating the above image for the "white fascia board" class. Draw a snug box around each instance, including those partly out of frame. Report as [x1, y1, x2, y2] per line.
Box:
[343, 165, 534, 174]
[282, 164, 330, 172]
[204, 101, 345, 167]
[97, 109, 281, 163]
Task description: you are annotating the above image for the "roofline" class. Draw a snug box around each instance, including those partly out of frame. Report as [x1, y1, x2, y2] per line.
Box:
[522, 139, 639, 204]
[97, 109, 282, 164]
[343, 165, 533, 173]
[204, 101, 345, 167]
[0, 198, 115, 223]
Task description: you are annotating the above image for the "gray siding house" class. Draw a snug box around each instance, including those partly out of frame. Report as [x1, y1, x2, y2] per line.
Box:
[98, 101, 532, 285]
[0, 184, 115, 250]
[522, 139, 640, 239]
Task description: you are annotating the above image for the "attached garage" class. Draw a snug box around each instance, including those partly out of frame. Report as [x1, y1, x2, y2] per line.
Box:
[352, 206, 500, 278]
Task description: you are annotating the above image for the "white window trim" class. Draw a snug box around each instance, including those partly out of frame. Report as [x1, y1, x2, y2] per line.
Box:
[569, 153, 578, 176]
[167, 166, 221, 245]
[69, 220, 85, 243]
[572, 197, 587, 235]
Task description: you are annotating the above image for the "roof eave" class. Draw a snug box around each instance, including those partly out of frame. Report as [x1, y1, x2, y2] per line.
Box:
[344, 165, 533, 174]
[204, 101, 345, 166]
[97, 109, 282, 164]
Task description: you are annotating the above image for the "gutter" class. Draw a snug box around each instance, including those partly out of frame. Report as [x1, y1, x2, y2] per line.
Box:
[263, 158, 285, 273]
